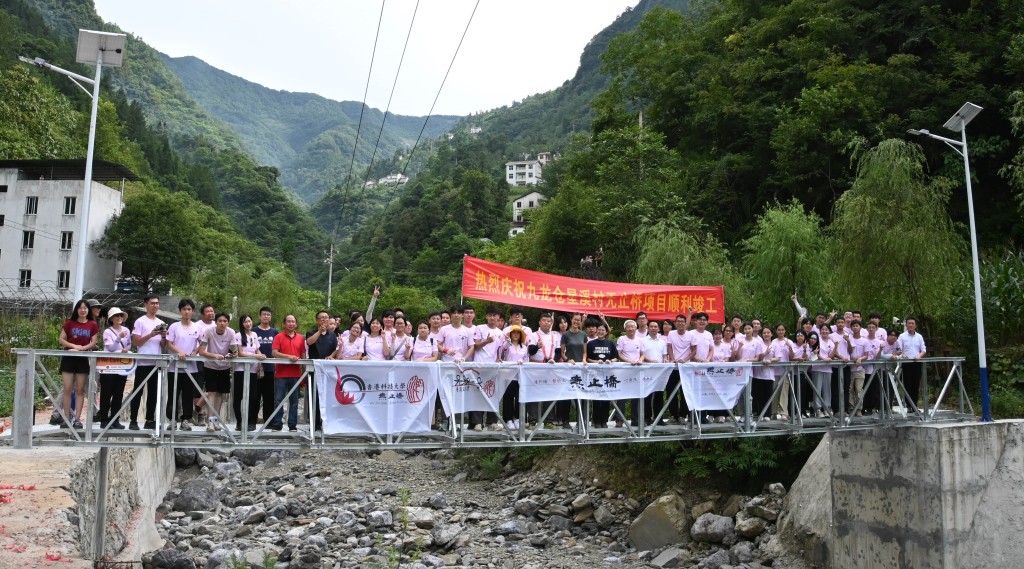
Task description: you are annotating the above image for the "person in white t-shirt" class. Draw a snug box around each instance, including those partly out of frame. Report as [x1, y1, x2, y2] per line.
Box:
[470, 307, 506, 430]
[198, 312, 238, 432]
[129, 294, 166, 430]
[163, 298, 202, 429]
[897, 317, 927, 406]
[438, 305, 474, 363]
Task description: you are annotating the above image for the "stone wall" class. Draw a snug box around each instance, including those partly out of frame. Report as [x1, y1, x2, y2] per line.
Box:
[69, 447, 175, 560]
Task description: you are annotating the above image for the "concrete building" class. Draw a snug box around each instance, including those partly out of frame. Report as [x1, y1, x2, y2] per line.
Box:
[505, 158, 543, 187]
[509, 190, 545, 237]
[0, 159, 138, 302]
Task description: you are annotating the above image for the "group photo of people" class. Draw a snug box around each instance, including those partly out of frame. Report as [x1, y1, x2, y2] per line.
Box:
[53, 289, 930, 435]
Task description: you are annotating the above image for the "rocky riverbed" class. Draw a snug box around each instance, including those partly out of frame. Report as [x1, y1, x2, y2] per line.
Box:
[142, 447, 809, 569]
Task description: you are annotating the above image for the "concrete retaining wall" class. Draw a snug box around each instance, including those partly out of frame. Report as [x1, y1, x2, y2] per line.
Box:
[69, 447, 175, 560]
[779, 421, 1024, 569]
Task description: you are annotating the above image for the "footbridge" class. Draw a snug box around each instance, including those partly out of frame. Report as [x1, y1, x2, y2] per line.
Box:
[4, 349, 973, 451]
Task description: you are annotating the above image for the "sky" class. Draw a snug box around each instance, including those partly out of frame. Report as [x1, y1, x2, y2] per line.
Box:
[93, 0, 641, 117]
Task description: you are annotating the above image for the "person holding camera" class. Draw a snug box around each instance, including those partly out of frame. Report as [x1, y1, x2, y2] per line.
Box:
[129, 294, 166, 430]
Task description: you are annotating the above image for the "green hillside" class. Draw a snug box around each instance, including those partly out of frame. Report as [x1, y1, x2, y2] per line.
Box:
[163, 54, 461, 203]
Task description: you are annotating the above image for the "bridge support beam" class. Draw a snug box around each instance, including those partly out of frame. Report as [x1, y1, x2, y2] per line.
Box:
[780, 420, 1024, 569]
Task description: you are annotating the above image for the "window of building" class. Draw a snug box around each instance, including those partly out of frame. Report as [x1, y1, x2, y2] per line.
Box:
[0, 184, 7, 193]
[528, 172, 533, 178]
[508, 165, 513, 170]
[528, 164, 533, 169]
[0, 214, 4, 226]
[528, 201, 534, 207]
[25, 196, 38, 215]
[516, 201, 522, 208]
[22, 231, 34, 249]
[57, 270, 70, 289]
[19, 270, 31, 288]
[508, 174, 513, 179]
[60, 231, 73, 250]
[64, 196, 77, 215]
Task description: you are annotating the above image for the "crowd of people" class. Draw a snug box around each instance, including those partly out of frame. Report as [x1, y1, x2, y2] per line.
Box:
[55, 290, 929, 433]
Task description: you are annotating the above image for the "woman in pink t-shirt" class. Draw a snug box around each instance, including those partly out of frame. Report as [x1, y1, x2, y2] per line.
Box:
[766, 324, 796, 420]
[334, 322, 364, 360]
[501, 325, 529, 430]
[58, 299, 99, 429]
[409, 322, 439, 362]
[389, 316, 411, 361]
[361, 318, 390, 361]
[737, 324, 771, 419]
[232, 315, 265, 430]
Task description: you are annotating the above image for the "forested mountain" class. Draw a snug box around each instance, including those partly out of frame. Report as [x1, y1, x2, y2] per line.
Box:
[459, 0, 689, 157]
[164, 55, 461, 203]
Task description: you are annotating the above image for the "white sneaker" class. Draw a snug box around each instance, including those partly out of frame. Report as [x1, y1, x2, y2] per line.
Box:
[506, 420, 516, 430]
[206, 417, 218, 432]
[473, 424, 483, 432]
[489, 423, 502, 431]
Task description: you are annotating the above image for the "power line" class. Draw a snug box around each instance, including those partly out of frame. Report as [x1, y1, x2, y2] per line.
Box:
[400, 0, 481, 178]
[362, 0, 421, 191]
[332, 0, 388, 240]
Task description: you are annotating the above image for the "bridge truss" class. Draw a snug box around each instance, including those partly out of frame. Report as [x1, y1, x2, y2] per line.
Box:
[5, 349, 972, 451]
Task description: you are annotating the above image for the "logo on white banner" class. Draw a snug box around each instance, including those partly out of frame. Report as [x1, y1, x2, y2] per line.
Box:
[678, 363, 751, 411]
[438, 363, 516, 416]
[314, 361, 437, 435]
[519, 363, 673, 403]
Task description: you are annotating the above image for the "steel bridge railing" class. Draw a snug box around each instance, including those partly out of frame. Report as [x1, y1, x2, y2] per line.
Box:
[5, 349, 971, 450]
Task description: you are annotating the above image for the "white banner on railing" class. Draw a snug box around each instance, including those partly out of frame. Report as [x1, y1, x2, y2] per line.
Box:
[313, 361, 437, 435]
[438, 362, 517, 416]
[518, 363, 673, 403]
[678, 363, 752, 411]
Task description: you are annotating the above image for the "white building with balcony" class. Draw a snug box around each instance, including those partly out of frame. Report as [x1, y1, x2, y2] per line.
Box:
[0, 159, 137, 302]
[509, 190, 545, 237]
[505, 159, 544, 187]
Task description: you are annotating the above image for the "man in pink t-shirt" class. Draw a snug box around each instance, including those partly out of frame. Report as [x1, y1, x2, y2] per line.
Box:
[438, 305, 474, 362]
[683, 312, 714, 363]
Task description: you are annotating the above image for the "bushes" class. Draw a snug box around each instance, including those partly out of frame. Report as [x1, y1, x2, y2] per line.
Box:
[987, 346, 1024, 418]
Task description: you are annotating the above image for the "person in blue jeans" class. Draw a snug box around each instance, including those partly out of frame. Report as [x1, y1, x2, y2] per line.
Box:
[270, 315, 306, 431]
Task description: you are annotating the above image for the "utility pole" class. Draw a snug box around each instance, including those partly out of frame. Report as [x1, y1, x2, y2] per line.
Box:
[325, 242, 334, 308]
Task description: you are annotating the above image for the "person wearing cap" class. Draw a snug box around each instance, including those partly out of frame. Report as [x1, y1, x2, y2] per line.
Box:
[98, 307, 131, 429]
[87, 299, 106, 336]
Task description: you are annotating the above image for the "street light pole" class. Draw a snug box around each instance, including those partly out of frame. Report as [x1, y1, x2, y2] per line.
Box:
[908, 102, 991, 422]
[20, 30, 126, 303]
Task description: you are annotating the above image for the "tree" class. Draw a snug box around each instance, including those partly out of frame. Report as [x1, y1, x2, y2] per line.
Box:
[741, 200, 834, 325]
[0, 66, 81, 159]
[832, 138, 966, 321]
[92, 188, 202, 291]
[633, 220, 753, 320]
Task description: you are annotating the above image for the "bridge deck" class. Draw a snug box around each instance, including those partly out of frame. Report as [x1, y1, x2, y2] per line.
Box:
[5, 350, 972, 451]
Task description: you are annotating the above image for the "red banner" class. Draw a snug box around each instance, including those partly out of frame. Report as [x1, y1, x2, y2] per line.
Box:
[461, 256, 725, 323]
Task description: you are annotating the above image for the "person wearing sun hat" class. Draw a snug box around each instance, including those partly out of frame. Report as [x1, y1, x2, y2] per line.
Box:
[98, 307, 131, 429]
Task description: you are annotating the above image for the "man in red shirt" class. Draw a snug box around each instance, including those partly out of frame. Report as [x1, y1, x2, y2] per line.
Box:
[271, 315, 307, 432]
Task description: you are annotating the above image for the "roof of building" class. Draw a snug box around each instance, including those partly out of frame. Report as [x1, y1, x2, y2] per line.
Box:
[0, 159, 140, 182]
[511, 190, 546, 202]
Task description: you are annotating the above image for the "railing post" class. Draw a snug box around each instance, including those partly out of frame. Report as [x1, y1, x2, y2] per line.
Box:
[13, 350, 35, 449]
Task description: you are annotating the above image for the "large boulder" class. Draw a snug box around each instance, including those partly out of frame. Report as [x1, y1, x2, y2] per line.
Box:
[152, 549, 197, 569]
[172, 479, 224, 513]
[690, 512, 735, 544]
[627, 493, 691, 550]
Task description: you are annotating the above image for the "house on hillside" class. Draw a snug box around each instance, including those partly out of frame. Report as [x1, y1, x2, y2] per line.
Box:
[0, 159, 137, 302]
[509, 190, 545, 237]
[505, 157, 544, 187]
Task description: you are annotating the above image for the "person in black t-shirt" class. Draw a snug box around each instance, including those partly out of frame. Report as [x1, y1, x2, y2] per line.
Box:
[252, 307, 278, 426]
[585, 323, 618, 427]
